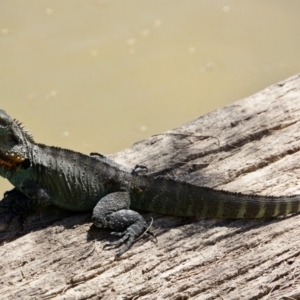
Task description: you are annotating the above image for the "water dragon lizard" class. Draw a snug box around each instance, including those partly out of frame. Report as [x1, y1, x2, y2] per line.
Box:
[0, 109, 300, 257]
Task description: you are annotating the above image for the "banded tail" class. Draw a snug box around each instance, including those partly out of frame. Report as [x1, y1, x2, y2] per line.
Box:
[130, 175, 300, 219]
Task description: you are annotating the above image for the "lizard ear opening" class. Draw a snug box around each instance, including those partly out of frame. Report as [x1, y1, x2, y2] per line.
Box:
[21, 158, 31, 170]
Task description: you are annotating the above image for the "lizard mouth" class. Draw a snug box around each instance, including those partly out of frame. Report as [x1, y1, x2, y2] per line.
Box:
[0, 150, 27, 169]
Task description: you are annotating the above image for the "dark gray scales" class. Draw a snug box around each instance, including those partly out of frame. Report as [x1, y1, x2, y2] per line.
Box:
[0, 109, 300, 257]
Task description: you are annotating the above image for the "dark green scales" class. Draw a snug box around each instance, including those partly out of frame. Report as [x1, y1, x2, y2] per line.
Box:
[0, 109, 299, 256]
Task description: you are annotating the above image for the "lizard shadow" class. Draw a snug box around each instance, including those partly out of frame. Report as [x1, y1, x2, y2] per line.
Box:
[172, 213, 300, 250]
[0, 199, 154, 248]
[0, 196, 91, 245]
[86, 212, 299, 256]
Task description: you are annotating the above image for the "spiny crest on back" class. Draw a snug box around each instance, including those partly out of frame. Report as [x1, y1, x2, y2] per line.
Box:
[14, 118, 35, 143]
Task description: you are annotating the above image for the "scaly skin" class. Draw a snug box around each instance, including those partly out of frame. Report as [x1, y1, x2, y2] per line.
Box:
[0, 109, 300, 257]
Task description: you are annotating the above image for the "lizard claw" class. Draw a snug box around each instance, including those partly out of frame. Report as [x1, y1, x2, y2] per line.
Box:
[110, 231, 125, 237]
[102, 216, 157, 258]
[103, 226, 144, 258]
[103, 231, 128, 248]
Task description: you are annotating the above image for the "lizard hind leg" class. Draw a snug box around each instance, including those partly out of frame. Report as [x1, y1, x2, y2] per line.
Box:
[92, 191, 148, 257]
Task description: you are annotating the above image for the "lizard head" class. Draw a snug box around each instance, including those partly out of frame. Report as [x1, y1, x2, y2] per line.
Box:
[0, 110, 34, 172]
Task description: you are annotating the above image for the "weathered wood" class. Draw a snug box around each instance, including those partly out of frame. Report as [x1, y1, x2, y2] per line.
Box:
[1, 74, 300, 299]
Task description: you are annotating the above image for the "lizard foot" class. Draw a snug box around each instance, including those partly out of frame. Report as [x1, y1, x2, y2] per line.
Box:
[105, 224, 157, 258]
[103, 224, 145, 258]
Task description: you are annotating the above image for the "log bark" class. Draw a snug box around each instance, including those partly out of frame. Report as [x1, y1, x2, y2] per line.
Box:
[1, 74, 300, 299]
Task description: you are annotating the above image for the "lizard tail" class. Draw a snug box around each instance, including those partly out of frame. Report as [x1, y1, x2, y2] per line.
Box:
[130, 175, 300, 219]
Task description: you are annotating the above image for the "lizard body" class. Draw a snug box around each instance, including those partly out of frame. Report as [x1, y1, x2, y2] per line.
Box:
[0, 109, 299, 256]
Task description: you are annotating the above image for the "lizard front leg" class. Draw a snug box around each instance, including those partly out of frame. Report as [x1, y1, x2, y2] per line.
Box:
[0, 183, 51, 230]
[0, 188, 32, 228]
[92, 191, 148, 257]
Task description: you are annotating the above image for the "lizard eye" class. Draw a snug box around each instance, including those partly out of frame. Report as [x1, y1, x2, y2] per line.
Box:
[0, 119, 7, 127]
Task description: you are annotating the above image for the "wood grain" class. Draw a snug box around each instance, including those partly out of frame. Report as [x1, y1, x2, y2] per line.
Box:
[1, 74, 300, 299]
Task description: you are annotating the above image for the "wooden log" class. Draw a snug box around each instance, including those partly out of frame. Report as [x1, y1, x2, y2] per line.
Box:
[1, 74, 300, 299]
